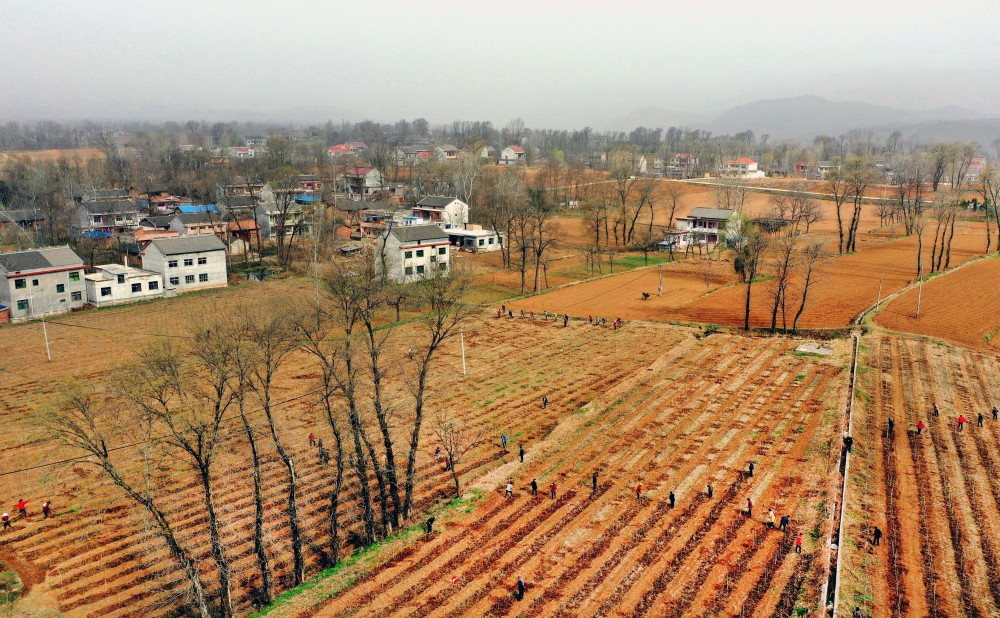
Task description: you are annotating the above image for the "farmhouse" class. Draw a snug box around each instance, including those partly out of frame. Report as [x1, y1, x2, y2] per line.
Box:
[675, 207, 739, 247]
[76, 200, 141, 235]
[0, 246, 86, 322]
[722, 157, 765, 179]
[0, 210, 46, 235]
[446, 225, 503, 253]
[434, 144, 461, 161]
[344, 167, 384, 198]
[499, 146, 526, 165]
[84, 264, 164, 307]
[377, 224, 450, 283]
[412, 196, 469, 229]
[141, 235, 228, 293]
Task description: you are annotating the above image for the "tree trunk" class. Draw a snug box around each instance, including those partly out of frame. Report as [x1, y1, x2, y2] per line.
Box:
[744, 280, 753, 331]
[199, 467, 234, 618]
[328, 418, 345, 565]
[365, 324, 402, 529]
[240, 412, 272, 603]
[402, 365, 429, 520]
[835, 202, 845, 254]
[944, 214, 956, 269]
[362, 430, 391, 535]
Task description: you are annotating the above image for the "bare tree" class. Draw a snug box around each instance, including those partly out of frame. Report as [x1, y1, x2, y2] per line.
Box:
[45, 388, 212, 618]
[792, 241, 825, 331]
[607, 147, 642, 245]
[661, 181, 686, 230]
[767, 234, 798, 333]
[735, 221, 770, 331]
[527, 189, 559, 292]
[979, 164, 1000, 252]
[826, 171, 852, 254]
[452, 153, 484, 206]
[433, 411, 485, 497]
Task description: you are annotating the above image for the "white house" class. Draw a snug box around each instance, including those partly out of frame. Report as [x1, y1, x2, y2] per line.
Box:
[499, 146, 526, 165]
[230, 146, 255, 159]
[85, 264, 164, 307]
[723, 157, 765, 179]
[412, 196, 469, 229]
[0, 246, 87, 322]
[674, 207, 740, 247]
[141, 236, 228, 293]
[446, 225, 503, 253]
[377, 224, 450, 283]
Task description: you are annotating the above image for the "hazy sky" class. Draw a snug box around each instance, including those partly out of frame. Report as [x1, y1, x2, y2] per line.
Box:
[5, 0, 1000, 128]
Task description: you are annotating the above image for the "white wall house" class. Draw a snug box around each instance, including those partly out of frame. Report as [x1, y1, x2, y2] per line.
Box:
[499, 146, 526, 166]
[0, 246, 87, 322]
[85, 264, 164, 307]
[377, 224, 450, 283]
[446, 226, 503, 253]
[674, 207, 740, 246]
[723, 158, 765, 179]
[411, 196, 469, 229]
[141, 236, 228, 293]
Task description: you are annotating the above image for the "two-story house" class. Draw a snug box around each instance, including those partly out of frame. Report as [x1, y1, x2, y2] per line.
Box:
[674, 207, 739, 247]
[0, 246, 87, 322]
[344, 167, 384, 198]
[84, 264, 164, 307]
[723, 158, 765, 179]
[141, 236, 228, 293]
[412, 196, 469, 229]
[76, 200, 141, 235]
[377, 224, 450, 283]
[499, 146, 526, 166]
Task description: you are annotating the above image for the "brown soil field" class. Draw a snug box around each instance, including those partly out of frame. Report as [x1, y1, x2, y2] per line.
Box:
[0, 277, 850, 617]
[840, 335, 1000, 617]
[874, 257, 1000, 352]
[0, 148, 105, 165]
[268, 328, 848, 617]
[514, 226, 988, 330]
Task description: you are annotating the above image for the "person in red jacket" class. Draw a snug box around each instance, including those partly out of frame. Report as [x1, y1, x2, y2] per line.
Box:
[16, 499, 27, 517]
[957, 415, 967, 431]
[550, 482, 557, 499]
[916, 420, 925, 435]
[308, 433, 316, 447]
[636, 483, 643, 502]
[795, 533, 803, 554]
[746, 497, 753, 518]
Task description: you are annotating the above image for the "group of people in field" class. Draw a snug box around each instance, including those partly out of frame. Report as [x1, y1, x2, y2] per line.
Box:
[495, 305, 625, 331]
[2, 498, 53, 531]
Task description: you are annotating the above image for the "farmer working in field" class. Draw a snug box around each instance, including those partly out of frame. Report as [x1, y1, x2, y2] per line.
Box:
[16, 499, 27, 517]
[542, 395, 548, 409]
[795, 533, 803, 554]
[308, 432, 316, 447]
[501, 434, 508, 450]
[707, 484, 713, 498]
[669, 491, 676, 509]
[933, 402, 940, 417]
[505, 481, 514, 498]
[993, 406, 998, 421]
[426, 516, 435, 536]
[746, 497, 753, 517]
[517, 576, 526, 601]
[916, 420, 925, 435]
[779, 514, 790, 532]
[531, 479, 538, 496]
[592, 472, 599, 494]
[978, 412, 984, 427]
[42, 501, 52, 519]
[872, 526, 883, 546]
[957, 414, 967, 431]
[519, 444, 525, 463]
[635, 483, 643, 502]
[1, 512, 9, 530]
[550, 482, 557, 499]
[748, 462, 755, 478]
[767, 508, 776, 529]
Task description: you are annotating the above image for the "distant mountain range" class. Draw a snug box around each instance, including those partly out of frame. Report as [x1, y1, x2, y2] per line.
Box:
[615, 95, 1000, 145]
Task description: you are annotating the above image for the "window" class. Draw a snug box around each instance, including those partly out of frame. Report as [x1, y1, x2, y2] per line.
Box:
[32, 279, 39, 286]
[199, 273, 208, 282]
[439, 246, 447, 254]
[149, 280, 159, 290]
[184, 258, 194, 267]
[404, 266, 413, 275]
[416, 249, 424, 258]
[168, 260, 178, 268]
[117, 274, 126, 284]
[478, 239, 484, 246]
[16, 299, 29, 311]
[185, 275, 195, 284]
[197, 256, 207, 265]
[92, 215, 102, 224]
[14, 279, 26, 289]
[489, 238, 495, 245]
[439, 262, 447, 270]
[100, 287, 112, 297]
[70, 271, 81, 281]
[131, 283, 142, 293]
[56, 284, 65, 293]
[71, 291, 82, 301]
[416, 265, 425, 274]
[404, 250, 412, 259]
[169, 277, 179, 286]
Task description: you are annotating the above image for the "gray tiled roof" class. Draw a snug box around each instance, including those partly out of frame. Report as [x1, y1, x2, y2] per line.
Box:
[416, 195, 458, 208]
[78, 200, 138, 214]
[1, 210, 46, 223]
[681, 207, 737, 220]
[149, 235, 226, 256]
[0, 246, 84, 273]
[389, 224, 448, 243]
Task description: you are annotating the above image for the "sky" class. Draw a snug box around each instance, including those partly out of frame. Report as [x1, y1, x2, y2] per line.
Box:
[5, 0, 1000, 129]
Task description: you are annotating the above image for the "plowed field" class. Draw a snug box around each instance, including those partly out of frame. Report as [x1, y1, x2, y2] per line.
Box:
[268, 328, 848, 617]
[874, 257, 1000, 352]
[840, 335, 1000, 617]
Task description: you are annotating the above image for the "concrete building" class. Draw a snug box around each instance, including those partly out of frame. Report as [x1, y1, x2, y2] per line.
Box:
[76, 200, 141, 235]
[0, 246, 86, 322]
[446, 225, 503, 253]
[85, 264, 164, 307]
[674, 207, 739, 247]
[141, 235, 228, 293]
[412, 196, 469, 229]
[377, 224, 450, 283]
[499, 146, 526, 165]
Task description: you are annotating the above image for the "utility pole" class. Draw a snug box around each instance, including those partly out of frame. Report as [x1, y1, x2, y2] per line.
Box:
[658, 263, 663, 297]
[875, 276, 883, 310]
[915, 276, 923, 318]
[460, 328, 467, 377]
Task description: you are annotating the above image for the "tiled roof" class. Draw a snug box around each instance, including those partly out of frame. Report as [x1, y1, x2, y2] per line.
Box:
[0, 246, 84, 273]
[149, 235, 226, 256]
[389, 224, 449, 243]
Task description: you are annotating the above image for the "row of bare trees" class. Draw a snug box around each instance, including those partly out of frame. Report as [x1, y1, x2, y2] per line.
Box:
[44, 259, 471, 617]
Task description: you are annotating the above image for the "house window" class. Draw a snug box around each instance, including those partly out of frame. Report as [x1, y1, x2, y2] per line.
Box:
[149, 280, 159, 290]
[416, 265, 425, 274]
[184, 258, 194, 266]
[169, 277, 179, 286]
[14, 279, 26, 289]
[70, 271, 81, 281]
[117, 274, 126, 284]
[132, 283, 142, 293]
[56, 284, 65, 293]
[439, 262, 447, 270]
[416, 249, 424, 258]
[478, 239, 484, 246]
[489, 237, 495, 245]
[32, 279, 39, 286]
[404, 266, 413, 275]
[438, 247, 446, 254]
[199, 273, 208, 282]
[168, 260, 178, 268]
[71, 291, 82, 301]
[197, 256, 207, 265]
[185, 275, 195, 284]
[16, 300, 28, 311]
[404, 250, 412, 259]
[92, 215, 102, 224]
[100, 287, 112, 297]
